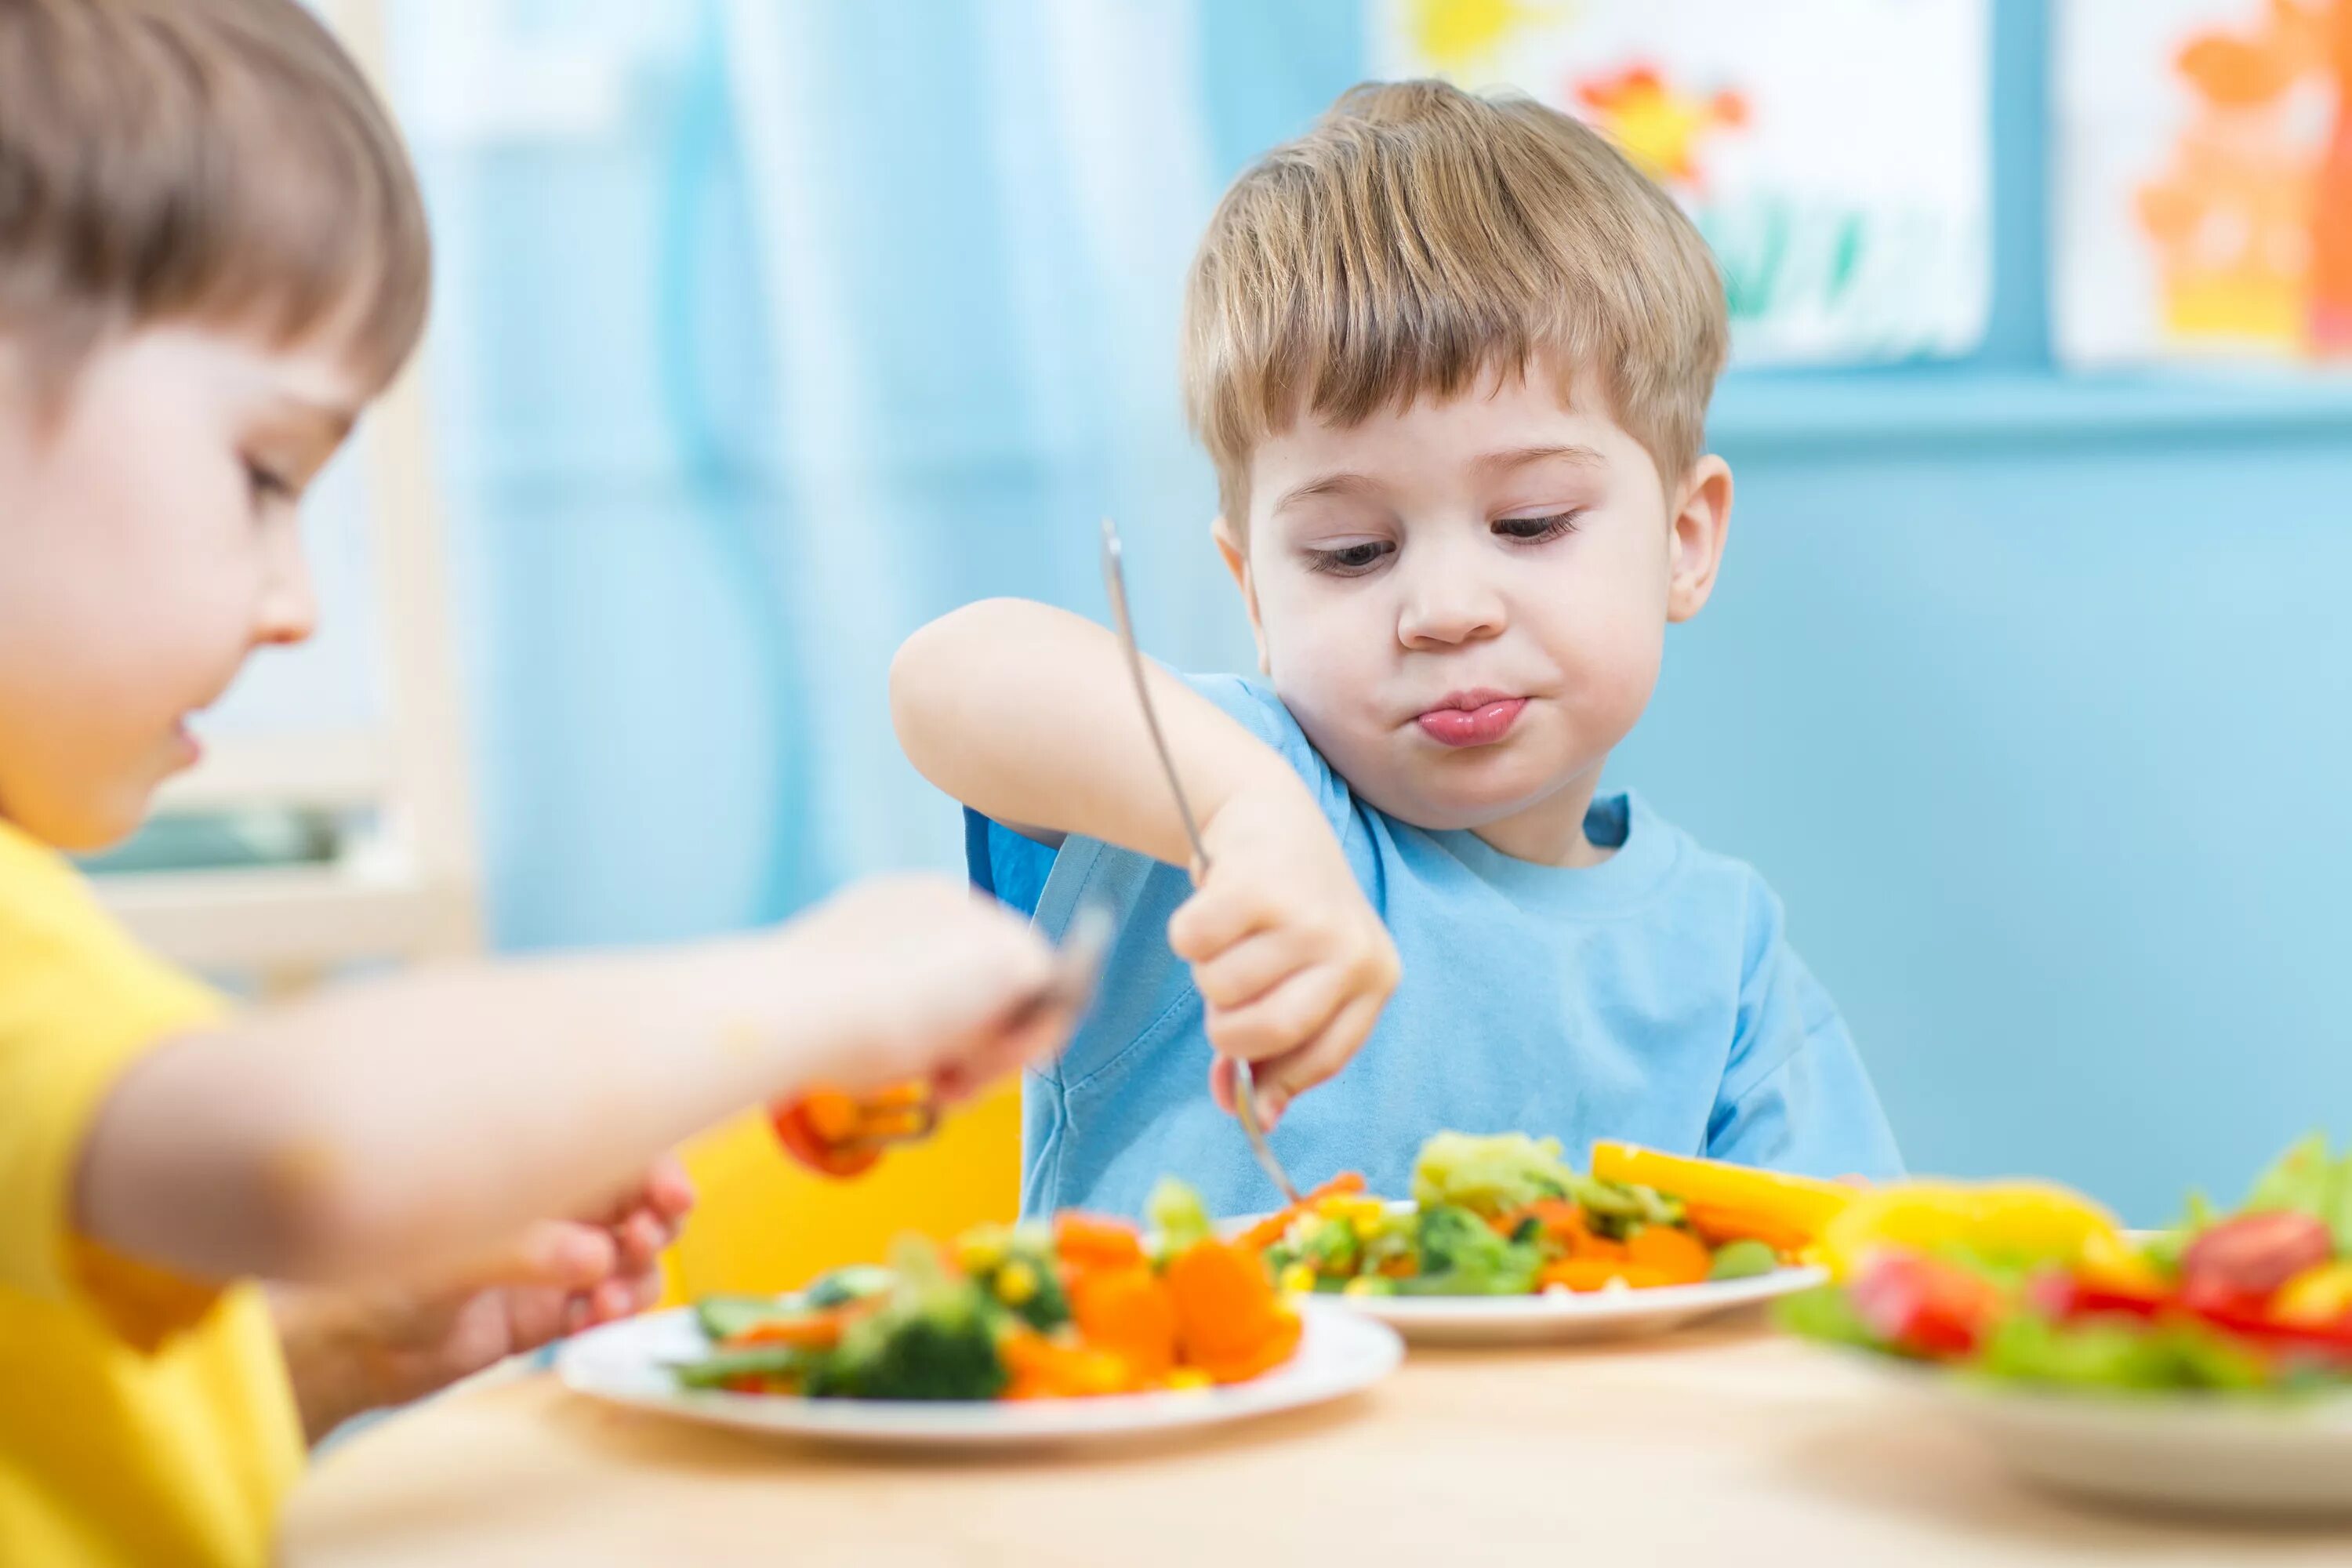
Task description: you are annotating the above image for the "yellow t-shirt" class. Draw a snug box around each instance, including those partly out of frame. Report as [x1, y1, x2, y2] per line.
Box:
[0, 822, 304, 1567]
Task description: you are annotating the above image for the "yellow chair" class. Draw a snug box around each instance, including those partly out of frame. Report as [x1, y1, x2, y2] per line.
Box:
[662, 1082, 1023, 1301]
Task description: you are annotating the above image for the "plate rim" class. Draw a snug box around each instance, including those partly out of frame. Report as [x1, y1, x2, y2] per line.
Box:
[554, 1298, 1405, 1444]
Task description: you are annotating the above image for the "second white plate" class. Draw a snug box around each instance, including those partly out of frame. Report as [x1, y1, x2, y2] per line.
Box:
[1333, 1266, 1827, 1345]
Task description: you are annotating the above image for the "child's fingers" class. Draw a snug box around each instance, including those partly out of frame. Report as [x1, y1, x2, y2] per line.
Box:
[477, 1220, 616, 1290]
[613, 1210, 671, 1273]
[1166, 880, 1274, 963]
[641, 1156, 696, 1221]
[1250, 990, 1384, 1123]
[1203, 963, 1349, 1063]
[1191, 927, 1307, 1010]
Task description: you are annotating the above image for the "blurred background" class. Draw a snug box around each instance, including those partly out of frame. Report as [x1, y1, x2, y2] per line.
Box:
[106, 0, 2352, 1262]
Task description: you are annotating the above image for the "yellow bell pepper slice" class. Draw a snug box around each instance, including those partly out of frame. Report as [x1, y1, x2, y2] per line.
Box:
[1818, 1181, 2123, 1281]
[1588, 1143, 1856, 1247]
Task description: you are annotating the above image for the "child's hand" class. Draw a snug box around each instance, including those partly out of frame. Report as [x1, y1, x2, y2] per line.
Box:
[781, 874, 1073, 1101]
[1168, 779, 1400, 1124]
[274, 1159, 695, 1443]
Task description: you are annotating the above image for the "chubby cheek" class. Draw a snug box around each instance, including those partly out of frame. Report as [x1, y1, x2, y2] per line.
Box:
[1253, 580, 1392, 753]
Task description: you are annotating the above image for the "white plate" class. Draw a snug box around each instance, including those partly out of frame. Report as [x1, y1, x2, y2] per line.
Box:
[1852, 1352, 2352, 1519]
[1232, 1201, 1822, 1345]
[555, 1301, 1403, 1450]
[1335, 1266, 1827, 1345]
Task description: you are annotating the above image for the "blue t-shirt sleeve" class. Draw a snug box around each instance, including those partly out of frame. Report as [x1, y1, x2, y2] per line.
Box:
[965, 808, 1058, 917]
[963, 673, 1348, 916]
[1707, 881, 1904, 1181]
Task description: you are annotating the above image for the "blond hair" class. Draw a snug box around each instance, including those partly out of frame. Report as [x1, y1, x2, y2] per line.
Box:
[0, 0, 430, 397]
[1183, 80, 1727, 527]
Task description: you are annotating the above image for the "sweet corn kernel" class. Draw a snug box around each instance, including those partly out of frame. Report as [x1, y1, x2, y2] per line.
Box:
[1279, 1263, 1316, 1297]
[1166, 1368, 1214, 1393]
[994, 1259, 1040, 1305]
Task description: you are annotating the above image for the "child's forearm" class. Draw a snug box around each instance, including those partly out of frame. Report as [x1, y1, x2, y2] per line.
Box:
[75, 936, 844, 1286]
[891, 598, 1301, 865]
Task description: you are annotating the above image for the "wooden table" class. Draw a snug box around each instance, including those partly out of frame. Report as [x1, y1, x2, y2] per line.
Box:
[282, 1321, 2352, 1566]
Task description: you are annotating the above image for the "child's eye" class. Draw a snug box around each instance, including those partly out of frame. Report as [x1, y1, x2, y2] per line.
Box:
[1494, 512, 1581, 543]
[1303, 540, 1396, 576]
[243, 459, 292, 507]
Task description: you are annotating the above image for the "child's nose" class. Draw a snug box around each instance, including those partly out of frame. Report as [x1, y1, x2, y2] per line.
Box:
[1396, 560, 1508, 648]
[255, 546, 320, 648]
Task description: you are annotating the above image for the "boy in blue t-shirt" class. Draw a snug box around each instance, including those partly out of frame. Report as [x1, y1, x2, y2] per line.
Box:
[893, 81, 1902, 1218]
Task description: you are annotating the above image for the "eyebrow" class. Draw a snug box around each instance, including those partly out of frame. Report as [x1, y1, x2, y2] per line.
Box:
[1271, 470, 1385, 514]
[1272, 443, 1609, 516]
[1471, 443, 1607, 477]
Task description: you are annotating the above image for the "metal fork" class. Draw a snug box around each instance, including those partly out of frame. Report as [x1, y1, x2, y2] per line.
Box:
[1099, 517, 1305, 1206]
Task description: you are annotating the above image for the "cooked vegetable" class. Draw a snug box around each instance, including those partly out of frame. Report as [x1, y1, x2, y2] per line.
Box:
[674, 1342, 812, 1390]
[1624, 1224, 1714, 1287]
[694, 1293, 790, 1341]
[1054, 1212, 1147, 1272]
[956, 1222, 1071, 1332]
[769, 1091, 884, 1178]
[801, 1237, 1010, 1402]
[1591, 1142, 1852, 1244]
[1069, 1265, 1179, 1384]
[1148, 1176, 1214, 1253]
[1706, 1239, 1782, 1282]
[1412, 1132, 1573, 1215]
[1402, 1203, 1541, 1296]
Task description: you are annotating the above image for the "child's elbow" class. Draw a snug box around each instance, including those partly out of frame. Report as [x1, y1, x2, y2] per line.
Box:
[239, 1141, 416, 1283]
[890, 598, 1029, 761]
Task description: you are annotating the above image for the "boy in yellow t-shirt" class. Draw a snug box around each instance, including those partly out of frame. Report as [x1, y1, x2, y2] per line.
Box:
[0, 5, 1079, 1565]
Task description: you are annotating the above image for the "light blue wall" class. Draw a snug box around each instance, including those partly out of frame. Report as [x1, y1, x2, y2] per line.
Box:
[415, 0, 2352, 1222]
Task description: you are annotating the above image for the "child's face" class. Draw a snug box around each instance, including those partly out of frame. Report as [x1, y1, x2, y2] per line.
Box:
[0, 327, 361, 850]
[1221, 365, 1730, 862]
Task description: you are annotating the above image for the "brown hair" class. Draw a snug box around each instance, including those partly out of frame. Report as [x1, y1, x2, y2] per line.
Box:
[1183, 79, 1728, 528]
[0, 0, 430, 397]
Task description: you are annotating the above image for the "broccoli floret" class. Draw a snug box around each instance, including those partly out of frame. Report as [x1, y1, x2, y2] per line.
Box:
[1401, 1203, 1541, 1295]
[804, 1238, 1008, 1401]
[1411, 1131, 1573, 1217]
[1148, 1177, 1214, 1252]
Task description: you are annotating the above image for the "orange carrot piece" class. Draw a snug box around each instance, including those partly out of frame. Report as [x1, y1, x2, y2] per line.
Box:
[1680, 1202, 1810, 1254]
[1071, 1265, 1179, 1382]
[1054, 1212, 1147, 1272]
[724, 1308, 854, 1351]
[1541, 1258, 1675, 1293]
[1167, 1240, 1284, 1365]
[1194, 1308, 1302, 1385]
[1305, 1172, 1368, 1203]
[1625, 1225, 1713, 1287]
[1002, 1330, 1134, 1399]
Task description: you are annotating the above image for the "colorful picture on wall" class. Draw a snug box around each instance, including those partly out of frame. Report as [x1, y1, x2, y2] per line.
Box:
[2056, 0, 2352, 368]
[1368, 0, 1994, 366]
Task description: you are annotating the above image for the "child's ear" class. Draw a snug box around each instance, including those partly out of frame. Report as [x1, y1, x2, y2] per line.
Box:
[1666, 456, 1733, 624]
[1210, 514, 1272, 675]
